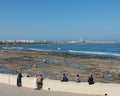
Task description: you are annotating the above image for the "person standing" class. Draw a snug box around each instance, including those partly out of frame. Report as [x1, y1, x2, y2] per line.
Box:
[36, 74, 43, 90]
[17, 73, 23, 87]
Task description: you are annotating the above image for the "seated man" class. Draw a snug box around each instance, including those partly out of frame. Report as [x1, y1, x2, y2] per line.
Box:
[61, 74, 69, 82]
[88, 75, 94, 85]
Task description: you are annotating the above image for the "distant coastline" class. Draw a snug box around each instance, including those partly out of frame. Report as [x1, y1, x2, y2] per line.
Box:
[0, 40, 120, 45]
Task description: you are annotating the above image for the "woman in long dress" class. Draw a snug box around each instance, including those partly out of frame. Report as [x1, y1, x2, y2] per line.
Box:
[17, 73, 22, 87]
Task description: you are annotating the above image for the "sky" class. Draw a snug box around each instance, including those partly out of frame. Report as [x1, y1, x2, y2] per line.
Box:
[0, 0, 120, 42]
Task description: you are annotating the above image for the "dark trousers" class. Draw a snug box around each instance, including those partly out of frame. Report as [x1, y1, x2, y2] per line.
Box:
[37, 82, 43, 90]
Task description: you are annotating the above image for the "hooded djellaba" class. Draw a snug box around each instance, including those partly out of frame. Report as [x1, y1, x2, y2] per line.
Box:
[17, 73, 23, 87]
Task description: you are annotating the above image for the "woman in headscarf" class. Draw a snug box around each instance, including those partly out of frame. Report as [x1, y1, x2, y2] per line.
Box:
[17, 73, 23, 87]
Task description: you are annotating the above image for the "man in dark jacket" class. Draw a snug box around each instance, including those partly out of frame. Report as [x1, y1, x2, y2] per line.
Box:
[61, 74, 69, 82]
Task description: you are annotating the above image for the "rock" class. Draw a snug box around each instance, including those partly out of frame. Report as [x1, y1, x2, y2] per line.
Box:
[103, 73, 119, 81]
[43, 59, 47, 63]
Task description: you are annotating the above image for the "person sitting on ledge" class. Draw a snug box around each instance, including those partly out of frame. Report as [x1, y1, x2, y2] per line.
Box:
[61, 73, 69, 82]
[88, 75, 94, 85]
[75, 74, 81, 83]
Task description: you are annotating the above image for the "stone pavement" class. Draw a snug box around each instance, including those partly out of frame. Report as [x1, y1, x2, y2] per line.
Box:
[0, 83, 102, 96]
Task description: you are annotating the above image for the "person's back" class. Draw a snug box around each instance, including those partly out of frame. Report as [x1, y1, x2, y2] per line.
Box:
[88, 75, 94, 85]
[75, 74, 81, 83]
[90, 75, 94, 84]
[61, 74, 69, 82]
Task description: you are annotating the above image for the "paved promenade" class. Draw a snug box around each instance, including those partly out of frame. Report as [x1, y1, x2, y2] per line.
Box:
[0, 83, 101, 96]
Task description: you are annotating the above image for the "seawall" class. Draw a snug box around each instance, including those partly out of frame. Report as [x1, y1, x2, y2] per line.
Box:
[0, 73, 120, 96]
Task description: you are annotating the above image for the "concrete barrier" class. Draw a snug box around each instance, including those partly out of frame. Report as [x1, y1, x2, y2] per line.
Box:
[0, 74, 11, 84]
[0, 74, 34, 87]
[0, 73, 120, 96]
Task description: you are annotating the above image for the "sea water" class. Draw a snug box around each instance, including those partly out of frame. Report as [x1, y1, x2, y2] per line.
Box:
[1, 43, 120, 58]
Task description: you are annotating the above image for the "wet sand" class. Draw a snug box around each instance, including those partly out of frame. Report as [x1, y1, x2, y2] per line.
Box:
[0, 49, 120, 83]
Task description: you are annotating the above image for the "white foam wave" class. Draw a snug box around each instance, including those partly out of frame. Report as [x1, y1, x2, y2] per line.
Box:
[111, 53, 120, 57]
[29, 48, 51, 52]
[57, 48, 61, 50]
[2, 47, 11, 50]
[11, 47, 24, 50]
[69, 50, 120, 57]
[2, 47, 23, 50]
[29, 48, 42, 51]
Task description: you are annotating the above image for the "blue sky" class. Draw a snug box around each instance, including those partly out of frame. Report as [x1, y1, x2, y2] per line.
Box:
[0, 0, 120, 42]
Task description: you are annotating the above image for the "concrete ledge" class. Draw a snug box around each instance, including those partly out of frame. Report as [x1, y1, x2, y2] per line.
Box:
[0, 73, 120, 96]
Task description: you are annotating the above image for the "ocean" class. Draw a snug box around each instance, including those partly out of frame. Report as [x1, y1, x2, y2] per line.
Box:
[1, 43, 120, 59]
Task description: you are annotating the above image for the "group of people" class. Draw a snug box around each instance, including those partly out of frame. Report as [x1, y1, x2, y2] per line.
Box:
[61, 74, 94, 85]
[61, 74, 81, 83]
[17, 73, 44, 90]
[17, 73, 94, 89]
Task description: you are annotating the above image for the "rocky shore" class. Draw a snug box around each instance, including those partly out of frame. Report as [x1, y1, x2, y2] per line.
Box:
[0, 49, 120, 83]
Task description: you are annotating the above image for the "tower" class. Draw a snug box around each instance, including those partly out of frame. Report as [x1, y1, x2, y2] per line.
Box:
[80, 37, 83, 43]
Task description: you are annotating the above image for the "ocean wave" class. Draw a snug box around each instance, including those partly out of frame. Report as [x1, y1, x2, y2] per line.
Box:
[2, 47, 52, 52]
[2, 45, 120, 57]
[2, 47, 24, 50]
[57, 48, 61, 50]
[29, 48, 51, 52]
[69, 50, 120, 57]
